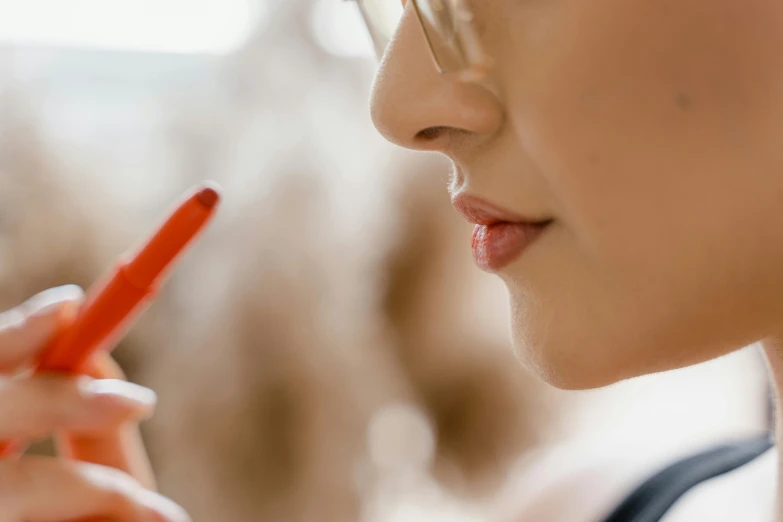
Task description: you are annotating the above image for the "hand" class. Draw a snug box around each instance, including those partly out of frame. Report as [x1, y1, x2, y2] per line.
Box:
[0, 286, 190, 522]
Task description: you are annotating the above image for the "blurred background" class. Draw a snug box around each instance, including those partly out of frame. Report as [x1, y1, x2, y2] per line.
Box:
[0, 0, 771, 520]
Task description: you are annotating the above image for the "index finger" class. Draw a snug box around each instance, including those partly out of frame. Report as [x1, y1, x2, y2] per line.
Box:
[0, 286, 84, 373]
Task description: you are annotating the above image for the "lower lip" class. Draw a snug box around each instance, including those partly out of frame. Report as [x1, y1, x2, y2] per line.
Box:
[471, 221, 550, 272]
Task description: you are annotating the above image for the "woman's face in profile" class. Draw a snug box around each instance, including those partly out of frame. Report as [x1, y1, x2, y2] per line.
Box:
[371, 0, 783, 389]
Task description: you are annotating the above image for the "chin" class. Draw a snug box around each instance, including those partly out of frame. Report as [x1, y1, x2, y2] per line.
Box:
[508, 315, 631, 391]
[512, 344, 622, 391]
[508, 314, 744, 391]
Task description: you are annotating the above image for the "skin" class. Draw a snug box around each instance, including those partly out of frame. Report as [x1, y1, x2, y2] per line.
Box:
[370, 0, 783, 517]
[0, 286, 190, 522]
[371, 0, 783, 391]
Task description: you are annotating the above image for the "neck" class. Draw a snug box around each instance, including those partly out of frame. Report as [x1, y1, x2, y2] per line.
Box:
[760, 339, 783, 519]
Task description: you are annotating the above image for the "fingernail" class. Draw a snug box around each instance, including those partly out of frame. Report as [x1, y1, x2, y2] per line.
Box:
[0, 307, 26, 330]
[25, 285, 84, 317]
[79, 378, 158, 411]
[141, 491, 192, 522]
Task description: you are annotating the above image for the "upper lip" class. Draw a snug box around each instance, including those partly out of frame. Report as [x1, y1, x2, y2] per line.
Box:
[451, 194, 550, 226]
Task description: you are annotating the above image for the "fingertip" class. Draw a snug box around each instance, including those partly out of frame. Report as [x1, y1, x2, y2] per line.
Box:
[79, 378, 158, 416]
[141, 491, 192, 522]
[0, 288, 84, 372]
[0, 307, 26, 331]
[24, 285, 85, 318]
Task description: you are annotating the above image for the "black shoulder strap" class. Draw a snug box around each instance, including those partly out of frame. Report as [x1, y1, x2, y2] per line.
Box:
[601, 433, 773, 522]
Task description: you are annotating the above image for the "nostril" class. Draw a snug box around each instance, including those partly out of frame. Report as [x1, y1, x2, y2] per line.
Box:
[416, 126, 450, 142]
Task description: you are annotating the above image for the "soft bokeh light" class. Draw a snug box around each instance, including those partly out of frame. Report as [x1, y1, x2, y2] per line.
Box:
[358, 0, 403, 46]
[0, 0, 260, 54]
[368, 403, 435, 472]
[311, 0, 375, 57]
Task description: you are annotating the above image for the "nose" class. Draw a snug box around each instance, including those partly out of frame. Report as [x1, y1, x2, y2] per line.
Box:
[369, 5, 503, 155]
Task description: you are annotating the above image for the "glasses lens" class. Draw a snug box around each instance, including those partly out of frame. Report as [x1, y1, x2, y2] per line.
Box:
[356, 0, 404, 57]
[414, 0, 457, 42]
[412, 0, 469, 73]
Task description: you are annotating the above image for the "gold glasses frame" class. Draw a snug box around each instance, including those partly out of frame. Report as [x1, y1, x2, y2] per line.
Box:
[352, 0, 493, 82]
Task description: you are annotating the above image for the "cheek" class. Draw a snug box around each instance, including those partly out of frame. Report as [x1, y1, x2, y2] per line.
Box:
[501, 0, 783, 386]
[515, 0, 783, 287]
[514, 0, 783, 227]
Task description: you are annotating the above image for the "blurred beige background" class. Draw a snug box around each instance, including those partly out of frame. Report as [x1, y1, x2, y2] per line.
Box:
[0, 1, 770, 521]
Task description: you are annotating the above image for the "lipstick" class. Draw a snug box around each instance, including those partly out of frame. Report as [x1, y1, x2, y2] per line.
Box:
[0, 183, 221, 458]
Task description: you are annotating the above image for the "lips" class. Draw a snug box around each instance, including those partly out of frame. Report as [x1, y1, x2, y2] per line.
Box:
[452, 195, 552, 272]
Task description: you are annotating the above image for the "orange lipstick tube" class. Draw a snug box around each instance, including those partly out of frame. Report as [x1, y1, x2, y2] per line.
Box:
[0, 183, 220, 458]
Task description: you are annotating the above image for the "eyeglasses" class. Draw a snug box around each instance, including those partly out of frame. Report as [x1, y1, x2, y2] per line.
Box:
[351, 0, 492, 82]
